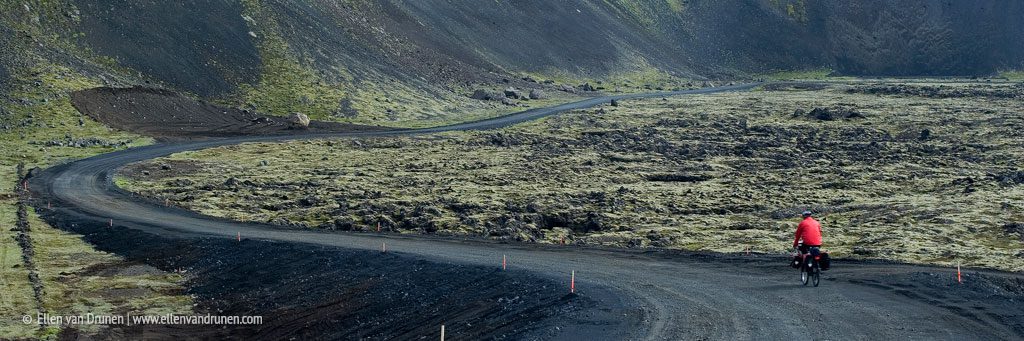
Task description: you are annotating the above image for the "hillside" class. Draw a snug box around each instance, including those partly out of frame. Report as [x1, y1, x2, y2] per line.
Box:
[2, 0, 1023, 126]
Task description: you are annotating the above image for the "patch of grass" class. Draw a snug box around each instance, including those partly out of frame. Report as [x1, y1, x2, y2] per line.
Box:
[997, 70, 1024, 80]
[761, 68, 835, 80]
[232, 0, 349, 121]
[0, 52, 192, 339]
[666, 0, 685, 13]
[28, 207, 193, 335]
[521, 59, 699, 95]
[0, 205, 37, 338]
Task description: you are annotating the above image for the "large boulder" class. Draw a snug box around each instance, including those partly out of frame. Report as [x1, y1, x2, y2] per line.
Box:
[470, 89, 490, 100]
[504, 87, 522, 99]
[470, 89, 504, 101]
[287, 112, 310, 129]
[528, 89, 544, 100]
[557, 84, 576, 93]
[579, 83, 595, 92]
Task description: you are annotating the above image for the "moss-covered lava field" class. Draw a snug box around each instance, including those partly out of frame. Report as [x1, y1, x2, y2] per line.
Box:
[118, 81, 1024, 271]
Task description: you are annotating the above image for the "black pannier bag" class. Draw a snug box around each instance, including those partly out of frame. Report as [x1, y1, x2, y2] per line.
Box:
[790, 255, 802, 268]
[819, 252, 831, 271]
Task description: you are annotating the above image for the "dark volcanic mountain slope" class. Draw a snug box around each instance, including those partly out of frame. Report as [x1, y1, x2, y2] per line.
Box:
[820, 1, 1024, 76]
[3, 0, 1022, 123]
[74, 0, 261, 97]
[65, 0, 1024, 94]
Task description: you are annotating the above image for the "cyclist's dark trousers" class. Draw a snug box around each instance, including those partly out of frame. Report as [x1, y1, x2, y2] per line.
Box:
[799, 245, 821, 256]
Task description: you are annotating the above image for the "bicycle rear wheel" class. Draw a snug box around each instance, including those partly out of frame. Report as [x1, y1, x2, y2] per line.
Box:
[801, 265, 809, 286]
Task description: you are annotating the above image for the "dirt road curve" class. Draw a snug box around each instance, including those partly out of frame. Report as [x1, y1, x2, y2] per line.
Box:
[30, 83, 1024, 339]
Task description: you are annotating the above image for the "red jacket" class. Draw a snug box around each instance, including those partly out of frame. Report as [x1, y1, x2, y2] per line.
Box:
[794, 217, 822, 246]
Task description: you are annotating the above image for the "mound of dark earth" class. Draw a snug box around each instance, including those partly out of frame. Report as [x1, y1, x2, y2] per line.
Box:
[70, 87, 390, 140]
[37, 209, 614, 340]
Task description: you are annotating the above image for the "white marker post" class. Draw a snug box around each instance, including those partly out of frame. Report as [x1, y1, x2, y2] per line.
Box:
[440, 324, 445, 341]
[502, 254, 507, 271]
[382, 242, 386, 253]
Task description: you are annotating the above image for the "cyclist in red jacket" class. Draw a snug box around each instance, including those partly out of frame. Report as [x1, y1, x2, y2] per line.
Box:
[794, 210, 822, 256]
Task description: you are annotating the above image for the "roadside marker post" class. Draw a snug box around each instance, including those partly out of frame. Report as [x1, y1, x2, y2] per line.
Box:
[440, 324, 445, 341]
[237, 232, 240, 242]
[957, 262, 962, 284]
[570, 270, 575, 294]
[382, 242, 386, 253]
[377, 222, 381, 232]
[47, 201, 50, 209]
[108, 218, 112, 227]
[502, 254, 507, 271]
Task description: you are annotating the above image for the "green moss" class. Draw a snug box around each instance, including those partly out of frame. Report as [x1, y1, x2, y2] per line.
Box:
[666, 0, 685, 13]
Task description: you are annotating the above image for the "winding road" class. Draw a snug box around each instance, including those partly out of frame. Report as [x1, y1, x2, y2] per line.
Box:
[29, 83, 1024, 340]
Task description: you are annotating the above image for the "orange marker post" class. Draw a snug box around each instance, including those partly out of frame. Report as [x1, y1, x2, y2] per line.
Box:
[377, 222, 381, 232]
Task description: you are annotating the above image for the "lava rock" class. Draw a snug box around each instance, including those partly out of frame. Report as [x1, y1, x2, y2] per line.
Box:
[504, 87, 521, 99]
[1005, 223, 1024, 241]
[800, 107, 866, 121]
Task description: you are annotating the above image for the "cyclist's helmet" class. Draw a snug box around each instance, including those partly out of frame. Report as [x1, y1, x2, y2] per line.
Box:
[801, 210, 813, 218]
